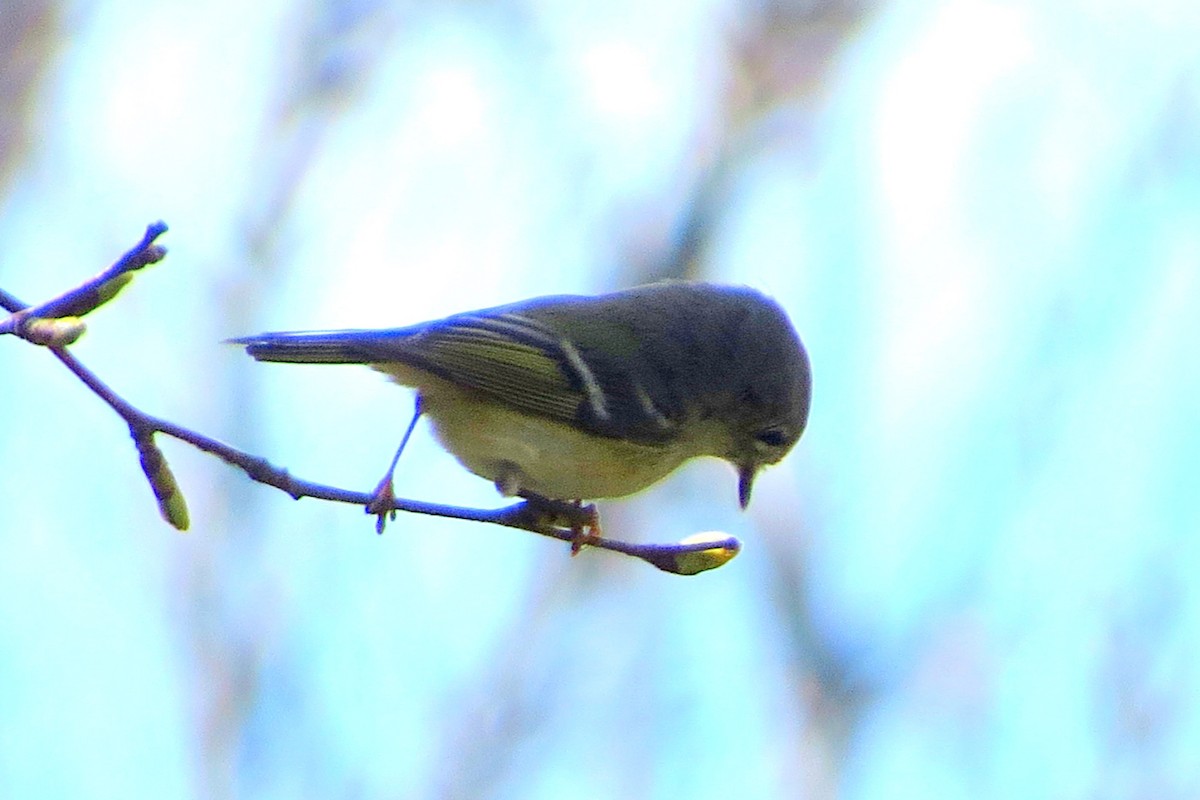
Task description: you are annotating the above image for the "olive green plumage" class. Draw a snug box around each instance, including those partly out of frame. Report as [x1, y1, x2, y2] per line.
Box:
[233, 281, 811, 507]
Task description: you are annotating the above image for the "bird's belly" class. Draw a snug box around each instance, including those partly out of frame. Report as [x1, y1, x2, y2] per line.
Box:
[419, 383, 684, 500]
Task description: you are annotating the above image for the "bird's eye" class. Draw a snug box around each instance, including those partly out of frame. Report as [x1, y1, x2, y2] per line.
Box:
[755, 428, 789, 448]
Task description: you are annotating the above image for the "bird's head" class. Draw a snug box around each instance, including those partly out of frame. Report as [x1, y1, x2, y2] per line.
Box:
[718, 294, 812, 508]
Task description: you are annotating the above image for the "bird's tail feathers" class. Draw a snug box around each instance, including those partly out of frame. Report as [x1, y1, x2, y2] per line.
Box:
[229, 329, 405, 364]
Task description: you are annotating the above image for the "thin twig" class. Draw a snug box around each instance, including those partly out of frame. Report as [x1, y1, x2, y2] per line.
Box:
[0, 222, 168, 341]
[1, 224, 740, 575]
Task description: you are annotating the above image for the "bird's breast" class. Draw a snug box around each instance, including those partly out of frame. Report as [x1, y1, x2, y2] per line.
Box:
[417, 378, 688, 501]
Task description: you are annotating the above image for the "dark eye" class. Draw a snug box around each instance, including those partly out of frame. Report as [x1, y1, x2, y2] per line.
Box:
[755, 428, 789, 448]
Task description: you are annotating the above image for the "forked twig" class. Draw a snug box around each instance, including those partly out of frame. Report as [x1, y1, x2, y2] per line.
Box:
[0, 223, 739, 575]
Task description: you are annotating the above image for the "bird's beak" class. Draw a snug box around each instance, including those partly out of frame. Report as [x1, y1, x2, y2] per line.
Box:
[738, 465, 757, 509]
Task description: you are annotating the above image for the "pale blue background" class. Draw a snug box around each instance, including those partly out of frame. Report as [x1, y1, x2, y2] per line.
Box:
[1, 1, 1198, 797]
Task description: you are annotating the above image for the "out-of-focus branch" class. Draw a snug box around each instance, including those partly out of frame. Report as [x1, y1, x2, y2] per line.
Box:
[0, 223, 738, 575]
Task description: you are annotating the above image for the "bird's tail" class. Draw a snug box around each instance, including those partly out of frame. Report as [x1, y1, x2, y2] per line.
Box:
[228, 329, 410, 364]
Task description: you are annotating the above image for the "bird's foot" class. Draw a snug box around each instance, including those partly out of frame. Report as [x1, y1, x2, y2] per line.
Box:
[366, 474, 397, 534]
[567, 500, 602, 556]
[520, 494, 603, 555]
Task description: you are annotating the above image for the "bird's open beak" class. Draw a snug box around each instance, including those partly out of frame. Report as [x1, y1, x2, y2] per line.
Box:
[738, 465, 758, 509]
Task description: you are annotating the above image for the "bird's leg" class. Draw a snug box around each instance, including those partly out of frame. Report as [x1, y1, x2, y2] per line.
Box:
[568, 500, 602, 555]
[367, 395, 423, 533]
[517, 492, 603, 555]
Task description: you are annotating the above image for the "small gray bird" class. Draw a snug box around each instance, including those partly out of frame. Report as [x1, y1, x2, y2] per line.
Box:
[233, 281, 811, 509]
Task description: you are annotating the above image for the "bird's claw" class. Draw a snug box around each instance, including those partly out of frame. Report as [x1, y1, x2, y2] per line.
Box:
[568, 501, 602, 556]
[366, 475, 397, 534]
[519, 495, 603, 555]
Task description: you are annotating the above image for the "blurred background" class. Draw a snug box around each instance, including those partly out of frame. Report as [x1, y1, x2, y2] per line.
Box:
[2, 0, 1199, 797]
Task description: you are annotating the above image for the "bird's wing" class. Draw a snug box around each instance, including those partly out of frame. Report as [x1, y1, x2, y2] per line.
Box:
[234, 304, 683, 443]
[384, 313, 581, 421]
[366, 310, 679, 443]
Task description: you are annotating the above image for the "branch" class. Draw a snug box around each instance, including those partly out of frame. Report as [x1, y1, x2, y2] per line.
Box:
[0, 221, 167, 345]
[1, 223, 740, 576]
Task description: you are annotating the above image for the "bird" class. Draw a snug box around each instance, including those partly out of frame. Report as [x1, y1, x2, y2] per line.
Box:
[232, 281, 811, 519]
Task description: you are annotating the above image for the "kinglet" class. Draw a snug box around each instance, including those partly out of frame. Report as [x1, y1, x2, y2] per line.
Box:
[233, 281, 811, 509]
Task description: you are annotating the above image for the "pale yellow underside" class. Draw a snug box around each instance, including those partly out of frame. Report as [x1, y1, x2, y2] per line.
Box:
[376, 363, 696, 500]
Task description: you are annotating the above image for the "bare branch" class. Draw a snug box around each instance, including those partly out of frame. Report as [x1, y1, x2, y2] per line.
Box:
[0, 221, 168, 342]
[1, 224, 740, 575]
